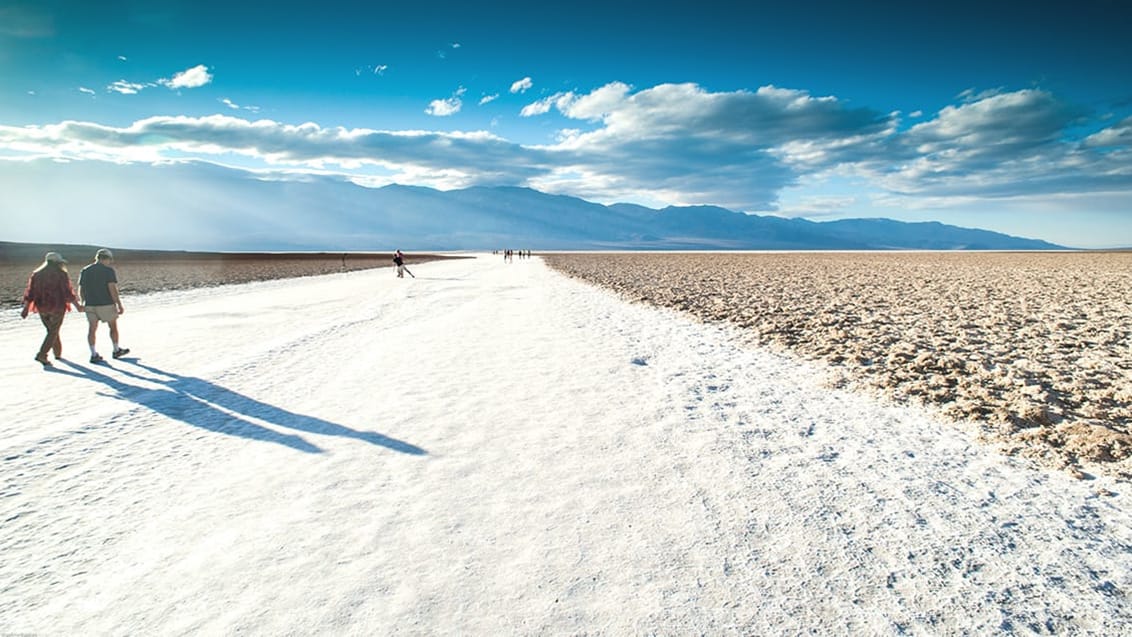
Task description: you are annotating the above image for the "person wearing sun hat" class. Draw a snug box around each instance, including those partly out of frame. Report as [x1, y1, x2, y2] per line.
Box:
[21, 251, 84, 367]
[78, 248, 129, 363]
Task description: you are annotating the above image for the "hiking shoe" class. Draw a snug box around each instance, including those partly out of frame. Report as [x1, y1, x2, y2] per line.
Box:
[90, 353, 105, 363]
[35, 354, 52, 367]
[112, 347, 130, 359]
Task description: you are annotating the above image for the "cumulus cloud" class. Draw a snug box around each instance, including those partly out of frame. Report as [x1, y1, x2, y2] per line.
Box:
[903, 90, 1080, 154]
[510, 77, 533, 94]
[2, 82, 1130, 212]
[426, 87, 467, 117]
[426, 98, 461, 116]
[480, 94, 499, 105]
[870, 89, 1119, 198]
[520, 92, 577, 118]
[1084, 116, 1132, 148]
[97, 65, 211, 97]
[521, 82, 895, 209]
[558, 82, 628, 120]
[0, 115, 552, 190]
[159, 64, 213, 89]
[78, 87, 95, 95]
[520, 96, 555, 117]
[521, 82, 1131, 210]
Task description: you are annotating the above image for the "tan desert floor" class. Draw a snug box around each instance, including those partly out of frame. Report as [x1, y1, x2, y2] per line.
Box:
[545, 252, 1132, 479]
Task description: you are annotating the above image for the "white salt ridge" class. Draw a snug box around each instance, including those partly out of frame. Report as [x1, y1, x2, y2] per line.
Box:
[1, 255, 1130, 634]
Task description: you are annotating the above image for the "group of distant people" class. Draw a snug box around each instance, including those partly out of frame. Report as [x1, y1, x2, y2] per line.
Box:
[499, 249, 531, 262]
[21, 248, 130, 368]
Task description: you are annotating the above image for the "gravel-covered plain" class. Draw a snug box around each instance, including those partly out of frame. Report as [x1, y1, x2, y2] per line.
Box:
[545, 251, 1132, 479]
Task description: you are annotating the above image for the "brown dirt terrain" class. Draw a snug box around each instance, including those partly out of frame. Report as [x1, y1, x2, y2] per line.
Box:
[545, 251, 1132, 479]
[1, 242, 465, 307]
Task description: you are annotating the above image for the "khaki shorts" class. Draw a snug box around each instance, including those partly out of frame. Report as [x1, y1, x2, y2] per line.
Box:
[86, 304, 119, 323]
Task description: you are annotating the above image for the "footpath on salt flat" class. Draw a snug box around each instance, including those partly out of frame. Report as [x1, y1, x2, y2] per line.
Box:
[1, 254, 1130, 635]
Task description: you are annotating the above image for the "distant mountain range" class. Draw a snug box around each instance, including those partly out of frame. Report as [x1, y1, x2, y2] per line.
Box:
[0, 159, 1066, 251]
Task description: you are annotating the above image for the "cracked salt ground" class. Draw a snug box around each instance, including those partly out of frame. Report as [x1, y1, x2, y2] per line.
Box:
[1, 254, 1131, 634]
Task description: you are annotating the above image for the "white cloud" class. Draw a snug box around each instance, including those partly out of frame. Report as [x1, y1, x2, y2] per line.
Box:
[118, 55, 127, 61]
[904, 90, 1075, 151]
[426, 98, 462, 116]
[560, 82, 630, 120]
[1084, 116, 1132, 148]
[4, 82, 1131, 215]
[219, 98, 260, 113]
[479, 94, 499, 105]
[520, 96, 555, 117]
[0, 115, 544, 190]
[426, 87, 467, 117]
[531, 81, 894, 210]
[520, 92, 578, 118]
[159, 64, 213, 90]
[436, 43, 460, 59]
[356, 64, 389, 77]
[108, 80, 148, 95]
[78, 87, 95, 95]
[510, 77, 533, 94]
[873, 89, 1099, 197]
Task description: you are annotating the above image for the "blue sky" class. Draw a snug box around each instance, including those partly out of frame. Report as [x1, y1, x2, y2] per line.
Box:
[2, 0, 1131, 248]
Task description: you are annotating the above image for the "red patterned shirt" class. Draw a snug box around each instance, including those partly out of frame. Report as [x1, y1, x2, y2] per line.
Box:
[23, 267, 78, 314]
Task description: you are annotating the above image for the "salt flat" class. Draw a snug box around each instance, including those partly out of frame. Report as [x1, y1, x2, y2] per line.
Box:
[2, 254, 1130, 634]
[546, 251, 1132, 478]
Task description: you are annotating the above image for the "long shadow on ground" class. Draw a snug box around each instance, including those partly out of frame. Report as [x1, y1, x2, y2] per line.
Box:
[61, 360, 426, 456]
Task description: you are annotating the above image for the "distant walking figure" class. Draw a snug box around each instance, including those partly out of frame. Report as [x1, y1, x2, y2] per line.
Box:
[393, 250, 405, 278]
[21, 251, 83, 367]
[78, 248, 129, 363]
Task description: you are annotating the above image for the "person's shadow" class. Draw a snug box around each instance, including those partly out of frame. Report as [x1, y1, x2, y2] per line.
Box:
[59, 360, 426, 456]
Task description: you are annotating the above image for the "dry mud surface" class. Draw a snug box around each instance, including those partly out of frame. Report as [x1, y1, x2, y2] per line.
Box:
[545, 252, 1132, 479]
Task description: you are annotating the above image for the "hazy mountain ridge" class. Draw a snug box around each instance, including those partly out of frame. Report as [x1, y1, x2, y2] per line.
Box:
[0, 159, 1066, 250]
